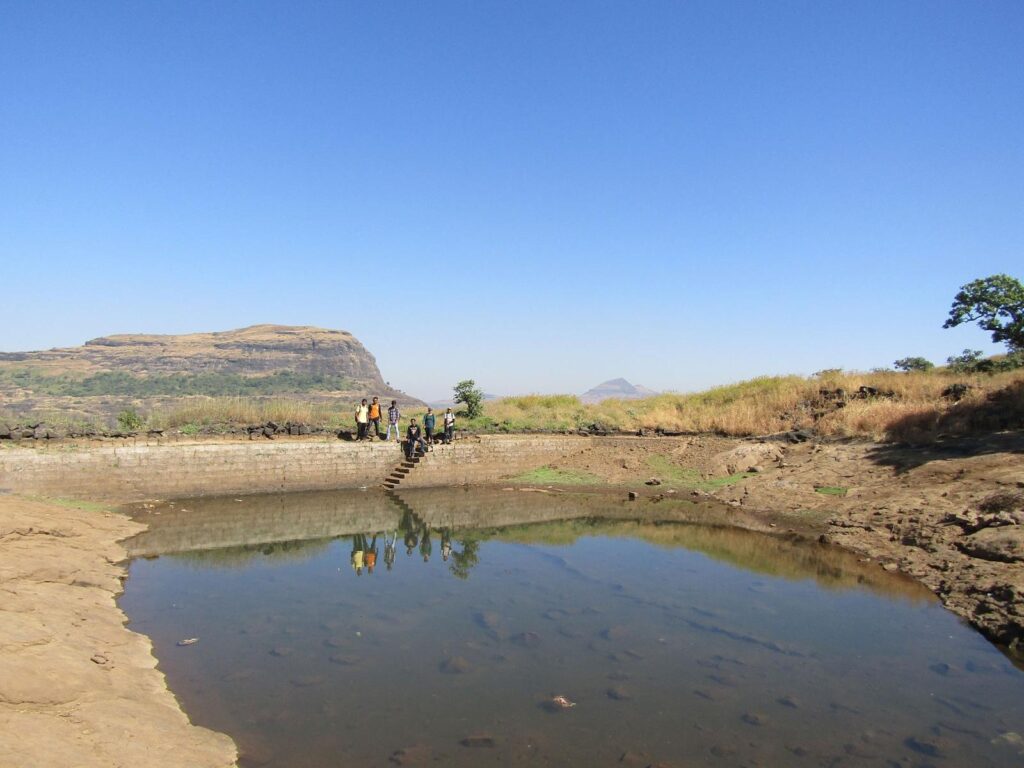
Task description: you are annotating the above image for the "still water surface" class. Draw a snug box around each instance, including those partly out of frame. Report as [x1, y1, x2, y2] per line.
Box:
[121, 489, 1024, 767]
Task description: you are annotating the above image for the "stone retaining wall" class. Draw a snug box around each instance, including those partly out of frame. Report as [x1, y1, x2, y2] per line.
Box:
[0, 435, 593, 500]
[124, 486, 615, 558]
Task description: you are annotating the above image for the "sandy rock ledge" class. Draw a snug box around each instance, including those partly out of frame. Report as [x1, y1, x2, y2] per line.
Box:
[0, 494, 237, 768]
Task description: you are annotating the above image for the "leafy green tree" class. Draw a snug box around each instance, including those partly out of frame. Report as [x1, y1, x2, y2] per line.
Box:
[453, 379, 484, 419]
[943, 274, 1024, 351]
[946, 349, 986, 373]
[448, 538, 480, 580]
[893, 357, 934, 372]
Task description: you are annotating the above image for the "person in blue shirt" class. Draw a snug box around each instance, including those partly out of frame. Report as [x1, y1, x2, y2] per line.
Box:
[422, 407, 436, 448]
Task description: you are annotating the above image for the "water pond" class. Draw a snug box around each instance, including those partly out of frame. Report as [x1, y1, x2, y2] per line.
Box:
[120, 488, 1024, 767]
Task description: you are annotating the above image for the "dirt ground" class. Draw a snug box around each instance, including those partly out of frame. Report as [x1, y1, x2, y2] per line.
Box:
[542, 432, 1024, 658]
[0, 495, 237, 768]
[0, 432, 1021, 766]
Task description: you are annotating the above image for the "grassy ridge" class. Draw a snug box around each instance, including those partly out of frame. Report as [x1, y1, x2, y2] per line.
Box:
[5, 368, 1023, 442]
[424, 368, 1024, 441]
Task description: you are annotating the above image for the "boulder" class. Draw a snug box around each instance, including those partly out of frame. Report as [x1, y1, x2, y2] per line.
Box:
[709, 443, 784, 476]
[958, 527, 1024, 563]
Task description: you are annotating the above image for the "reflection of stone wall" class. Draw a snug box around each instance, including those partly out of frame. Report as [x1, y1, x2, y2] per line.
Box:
[124, 488, 598, 557]
[0, 436, 590, 500]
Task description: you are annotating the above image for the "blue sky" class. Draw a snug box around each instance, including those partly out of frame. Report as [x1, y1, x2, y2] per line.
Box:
[2, 1, 1021, 401]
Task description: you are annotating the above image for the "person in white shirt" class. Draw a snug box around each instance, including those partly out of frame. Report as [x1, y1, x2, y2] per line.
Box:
[443, 408, 455, 444]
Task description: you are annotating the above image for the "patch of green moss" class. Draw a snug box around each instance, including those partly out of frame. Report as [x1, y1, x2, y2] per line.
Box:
[646, 454, 752, 491]
[815, 486, 848, 496]
[29, 496, 112, 513]
[512, 466, 603, 485]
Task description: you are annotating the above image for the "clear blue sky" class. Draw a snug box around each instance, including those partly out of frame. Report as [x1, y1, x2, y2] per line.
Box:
[2, 1, 1021, 401]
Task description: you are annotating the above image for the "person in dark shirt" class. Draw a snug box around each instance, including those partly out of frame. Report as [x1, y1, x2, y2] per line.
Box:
[405, 418, 427, 459]
[385, 400, 401, 442]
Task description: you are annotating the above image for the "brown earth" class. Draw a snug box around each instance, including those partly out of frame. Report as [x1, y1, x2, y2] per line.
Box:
[1, 432, 1021, 765]
[541, 432, 1024, 658]
[0, 495, 237, 768]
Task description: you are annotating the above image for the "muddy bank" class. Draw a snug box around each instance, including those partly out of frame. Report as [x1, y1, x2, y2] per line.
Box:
[1, 432, 1021, 766]
[542, 431, 1024, 659]
[0, 494, 237, 768]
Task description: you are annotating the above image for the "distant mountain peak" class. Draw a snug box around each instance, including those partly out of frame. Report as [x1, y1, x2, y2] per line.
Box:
[580, 378, 658, 404]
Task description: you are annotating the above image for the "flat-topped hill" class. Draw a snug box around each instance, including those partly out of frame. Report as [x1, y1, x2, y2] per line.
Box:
[2, 324, 382, 379]
[0, 325, 422, 422]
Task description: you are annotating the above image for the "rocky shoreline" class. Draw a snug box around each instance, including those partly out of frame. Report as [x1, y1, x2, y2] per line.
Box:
[0, 495, 237, 768]
[629, 434, 1023, 659]
[0, 432, 1021, 765]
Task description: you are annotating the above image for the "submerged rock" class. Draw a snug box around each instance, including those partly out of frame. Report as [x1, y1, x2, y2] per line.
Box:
[439, 656, 472, 674]
[460, 735, 496, 748]
[289, 675, 324, 687]
[511, 631, 541, 648]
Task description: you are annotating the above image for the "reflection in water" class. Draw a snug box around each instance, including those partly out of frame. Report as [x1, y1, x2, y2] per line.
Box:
[120, 489, 1024, 768]
[127, 489, 931, 601]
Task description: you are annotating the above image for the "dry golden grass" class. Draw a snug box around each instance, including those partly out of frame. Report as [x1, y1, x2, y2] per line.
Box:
[150, 397, 348, 429]
[31, 369, 1023, 443]
[470, 369, 1024, 441]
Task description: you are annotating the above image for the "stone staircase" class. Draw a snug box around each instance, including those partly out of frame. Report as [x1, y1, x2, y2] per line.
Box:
[381, 447, 428, 491]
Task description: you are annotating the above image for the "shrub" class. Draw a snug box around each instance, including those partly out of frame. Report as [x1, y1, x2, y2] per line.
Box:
[116, 409, 144, 431]
[946, 349, 985, 373]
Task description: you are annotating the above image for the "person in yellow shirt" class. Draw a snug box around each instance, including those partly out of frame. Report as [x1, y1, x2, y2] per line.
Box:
[351, 534, 366, 575]
[354, 400, 370, 441]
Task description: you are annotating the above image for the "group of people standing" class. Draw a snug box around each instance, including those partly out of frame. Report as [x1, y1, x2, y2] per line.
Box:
[353, 397, 456, 457]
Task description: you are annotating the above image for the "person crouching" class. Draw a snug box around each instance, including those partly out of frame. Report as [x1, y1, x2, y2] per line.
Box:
[405, 418, 427, 459]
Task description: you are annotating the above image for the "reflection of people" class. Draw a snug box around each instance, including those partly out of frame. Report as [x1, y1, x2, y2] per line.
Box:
[441, 528, 452, 561]
[365, 534, 378, 573]
[419, 524, 432, 562]
[401, 510, 419, 555]
[351, 534, 367, 575]
[384, 530, 397, 571]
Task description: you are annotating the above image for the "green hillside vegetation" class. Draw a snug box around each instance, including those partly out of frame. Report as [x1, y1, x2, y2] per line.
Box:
[0, 369, 354, 397]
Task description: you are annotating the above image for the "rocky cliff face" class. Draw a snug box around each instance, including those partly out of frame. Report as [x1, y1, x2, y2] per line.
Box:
[0, 325, 422, 418]
[2, 325, 386, 381]
[1, 325, 387, 382]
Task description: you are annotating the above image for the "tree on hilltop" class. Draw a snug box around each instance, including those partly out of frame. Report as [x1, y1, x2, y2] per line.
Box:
[944, 274, 1024, 352]
[894, 357, 934, 372]
[453, 379, 484, 419]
